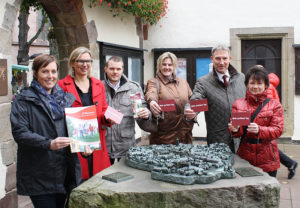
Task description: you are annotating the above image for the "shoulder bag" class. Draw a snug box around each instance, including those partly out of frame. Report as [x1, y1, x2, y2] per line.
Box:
[137, 78, 160, 133]
[238, 98, 271, 149]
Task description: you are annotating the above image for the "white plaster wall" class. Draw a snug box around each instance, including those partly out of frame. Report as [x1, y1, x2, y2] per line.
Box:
[83, 0, 139, 48]
[0, 0, 15, 26]
[0, 147, 7, 199]
[143, 0, 300, 138]
[293, 96, 300, 140]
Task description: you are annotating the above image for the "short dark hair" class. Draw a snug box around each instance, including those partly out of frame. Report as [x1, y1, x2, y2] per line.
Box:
[105, 56, 123, 67]
[32, 54, 58, 74]
[244, 65, 269, 87]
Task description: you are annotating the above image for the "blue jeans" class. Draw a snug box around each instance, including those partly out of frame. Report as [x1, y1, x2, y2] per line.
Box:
[279, 149, 295, 169]
[30, 193, 67, 208]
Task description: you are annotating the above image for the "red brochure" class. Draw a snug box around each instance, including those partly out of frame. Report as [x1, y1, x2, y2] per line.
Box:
[104, 106, 124, 124]
[190, 99, 208, 112]
[231, 111, 251, 126]
[158, 100, 176, 112]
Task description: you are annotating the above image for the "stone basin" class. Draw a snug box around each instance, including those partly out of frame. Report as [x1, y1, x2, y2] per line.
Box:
[69, 155, 280, 208]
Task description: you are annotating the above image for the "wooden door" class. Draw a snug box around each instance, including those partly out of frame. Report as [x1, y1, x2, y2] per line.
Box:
[242, 39, 282, 99]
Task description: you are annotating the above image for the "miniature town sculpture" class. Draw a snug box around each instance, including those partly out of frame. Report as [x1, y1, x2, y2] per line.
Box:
[125, 142, 235, 185]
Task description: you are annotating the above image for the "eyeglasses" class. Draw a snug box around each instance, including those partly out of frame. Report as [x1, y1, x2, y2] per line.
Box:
[75, 60, 93, 65]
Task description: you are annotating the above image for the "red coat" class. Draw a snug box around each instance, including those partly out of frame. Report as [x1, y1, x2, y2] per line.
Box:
[58, 75, 111, 179]
[230, 90, 284, 172]
[266, 73, 280, 102]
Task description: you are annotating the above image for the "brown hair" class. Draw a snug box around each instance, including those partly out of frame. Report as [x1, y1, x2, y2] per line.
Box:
[32, 54, 58, 77]
[105, 56, 123, 67]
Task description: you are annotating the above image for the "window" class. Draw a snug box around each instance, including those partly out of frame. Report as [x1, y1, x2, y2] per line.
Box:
[241, 39, 282, 99]
[37, 10, 50, 43]
[295, 45, 300, 95]
[99, 42, 144, 88]
[153, 48, 212, 89]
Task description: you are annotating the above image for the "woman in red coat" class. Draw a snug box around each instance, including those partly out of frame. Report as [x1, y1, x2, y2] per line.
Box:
[58, 47, 111, 180]
[228, 65, 284, 177]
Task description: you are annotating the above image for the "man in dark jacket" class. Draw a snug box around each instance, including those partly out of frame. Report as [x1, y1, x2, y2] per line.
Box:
[185, 45, 246, 152]
[103, 56, 150, 164]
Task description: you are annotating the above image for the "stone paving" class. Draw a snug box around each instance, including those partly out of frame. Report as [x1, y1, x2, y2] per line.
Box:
[18, 138, 300, 208]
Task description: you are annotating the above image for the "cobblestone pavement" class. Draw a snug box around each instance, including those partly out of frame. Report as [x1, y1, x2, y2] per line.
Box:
[18, 138, 300, 208]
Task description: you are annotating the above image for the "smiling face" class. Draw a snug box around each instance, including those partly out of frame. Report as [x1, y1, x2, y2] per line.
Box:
[72, 52, 92, 78]
[210, 50, 232, 74]
[35, 61, 58, 94]
[104, 60, 124, 86]
[160, 58, 174, 79]
[247, 76, 267, 95]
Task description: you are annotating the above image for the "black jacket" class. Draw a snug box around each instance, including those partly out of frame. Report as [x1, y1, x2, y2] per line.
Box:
[10, 86, 81, 196]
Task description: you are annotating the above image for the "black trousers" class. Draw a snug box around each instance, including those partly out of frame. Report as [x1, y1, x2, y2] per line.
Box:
[30, 193, 67, 208]
[110, 157, 121, 165]
[279, 149, 295, 169]
[267, 170, 277, 177]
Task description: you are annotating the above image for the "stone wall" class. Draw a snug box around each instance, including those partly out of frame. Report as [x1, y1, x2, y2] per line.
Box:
[0, 1, 20, 207]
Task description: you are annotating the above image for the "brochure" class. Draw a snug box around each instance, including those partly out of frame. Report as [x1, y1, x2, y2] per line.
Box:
[190, 99, 208, 112]
[130, 93, 143, 118]
[65, 105, 101, 153]
[104, 106, 124, 124]
[231, 111, 251, 126]
[158, 99, 176, 112]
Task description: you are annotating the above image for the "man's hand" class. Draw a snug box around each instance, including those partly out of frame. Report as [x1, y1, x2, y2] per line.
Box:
[149, 100, 162, 116]
[228, 122, 240, 133]
[184, 108, 196, 121]
[105, 117, 117, 125]
[138, 108, 150, 119]
[50, 137, 70, 150]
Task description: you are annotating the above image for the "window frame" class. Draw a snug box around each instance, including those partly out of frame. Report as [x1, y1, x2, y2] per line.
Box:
[153, 48, 211, 89]
[99, 41, 144, 87]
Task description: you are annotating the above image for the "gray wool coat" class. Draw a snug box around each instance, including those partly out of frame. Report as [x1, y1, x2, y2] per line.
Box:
[190, 64, 246, 151]
[103, 74, 148, 159]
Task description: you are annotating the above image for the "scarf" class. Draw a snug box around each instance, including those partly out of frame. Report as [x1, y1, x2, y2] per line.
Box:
[31, 79, 69, 120]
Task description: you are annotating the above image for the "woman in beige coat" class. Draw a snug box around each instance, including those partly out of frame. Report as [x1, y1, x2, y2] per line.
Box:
[145, 52, 194, 144]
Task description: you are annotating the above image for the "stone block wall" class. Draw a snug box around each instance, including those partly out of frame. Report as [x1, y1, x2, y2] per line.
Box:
[0, 1, 20, 208]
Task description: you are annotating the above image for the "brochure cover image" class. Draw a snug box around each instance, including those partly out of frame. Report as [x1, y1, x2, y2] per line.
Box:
[65, 105, 101, 153]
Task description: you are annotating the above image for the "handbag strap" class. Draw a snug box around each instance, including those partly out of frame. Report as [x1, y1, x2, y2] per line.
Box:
[155, 78, 160, 99]
[239, 98, 271, 144]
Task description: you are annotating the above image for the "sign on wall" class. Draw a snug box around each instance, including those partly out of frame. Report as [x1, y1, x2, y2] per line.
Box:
[177, 58, 187, 80]
[0, 59, 8, 96]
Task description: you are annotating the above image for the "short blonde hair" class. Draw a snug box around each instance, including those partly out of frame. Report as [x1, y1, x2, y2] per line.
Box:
[68, 47, 92, 77]
[156, 52, 177, 75]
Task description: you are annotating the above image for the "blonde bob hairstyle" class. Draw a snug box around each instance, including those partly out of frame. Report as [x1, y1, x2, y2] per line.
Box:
[156, 52, 177, 76]
[68, 46, 92, 78]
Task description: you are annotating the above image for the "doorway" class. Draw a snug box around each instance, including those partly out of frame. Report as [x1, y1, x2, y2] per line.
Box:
[241, 39, 282, 99]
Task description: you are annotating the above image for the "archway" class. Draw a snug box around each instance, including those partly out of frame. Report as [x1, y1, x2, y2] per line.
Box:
[41, 0, 99, 79]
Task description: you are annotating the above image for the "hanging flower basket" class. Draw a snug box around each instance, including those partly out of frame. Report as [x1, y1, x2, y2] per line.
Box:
[89, 0, 168, 25]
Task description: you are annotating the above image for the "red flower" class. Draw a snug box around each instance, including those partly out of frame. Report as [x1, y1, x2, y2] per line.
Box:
[108, 2, 111, 6]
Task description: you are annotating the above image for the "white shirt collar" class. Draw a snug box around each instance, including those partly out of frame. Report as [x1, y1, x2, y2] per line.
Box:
[108, 79, 121, 91]
[215, 69, 230, 83]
